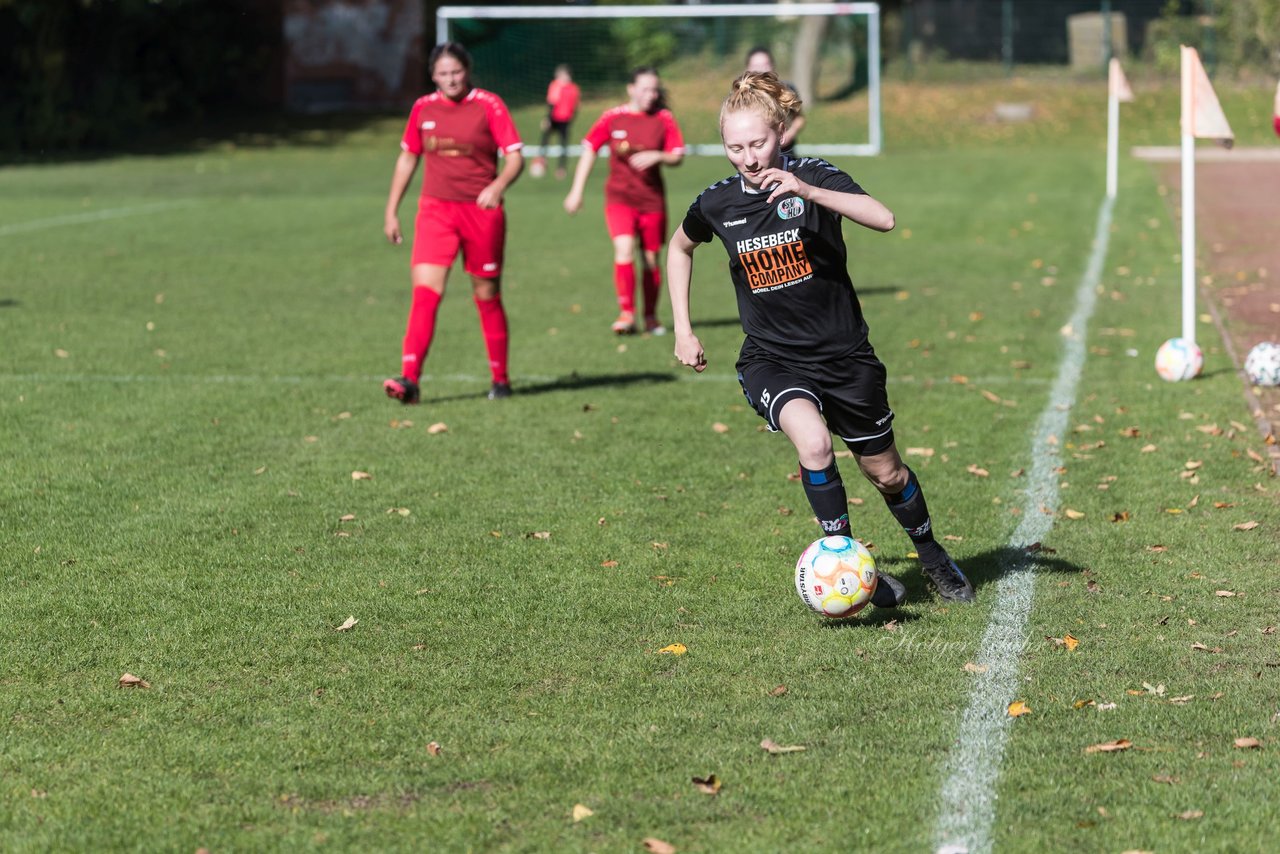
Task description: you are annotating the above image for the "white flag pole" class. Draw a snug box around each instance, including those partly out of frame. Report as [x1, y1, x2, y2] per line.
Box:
[1180, 47, 1197, 346]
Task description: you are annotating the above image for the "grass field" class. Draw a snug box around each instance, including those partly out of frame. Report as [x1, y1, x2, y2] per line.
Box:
[2, 69, 1278, 853]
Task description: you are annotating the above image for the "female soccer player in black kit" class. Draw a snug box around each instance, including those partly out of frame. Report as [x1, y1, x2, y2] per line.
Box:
[667, 72, 975, 606]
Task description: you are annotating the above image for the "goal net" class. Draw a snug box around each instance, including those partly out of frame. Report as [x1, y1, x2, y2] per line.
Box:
[437, 3, 882, 158]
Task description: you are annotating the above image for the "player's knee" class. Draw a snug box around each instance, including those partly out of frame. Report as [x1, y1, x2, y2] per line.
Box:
[860, 461, 908, 494]
[793, 433, 834, 467]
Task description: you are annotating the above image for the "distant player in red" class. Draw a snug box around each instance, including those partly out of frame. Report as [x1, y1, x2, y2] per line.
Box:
[533, 64, 580, 180]
[564, 66, 684, 335]
[383, 42, 523, 405]
[1273, 81, 1280, 137]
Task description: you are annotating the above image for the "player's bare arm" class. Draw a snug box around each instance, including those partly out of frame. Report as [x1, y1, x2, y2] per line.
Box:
[384, 150, 420, 244]
[477, 149, 524, 210]
[780, 113, 806, 148]
[563, 146, 598, 214]
[667, 225, 706, 372]
[759, 167, 893, 232]
[627, 149, 682, 171]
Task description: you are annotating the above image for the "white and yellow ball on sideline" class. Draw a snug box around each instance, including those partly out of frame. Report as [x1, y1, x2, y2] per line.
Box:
[1154, 337, 1203, 382]
[794, 535, 878, 619]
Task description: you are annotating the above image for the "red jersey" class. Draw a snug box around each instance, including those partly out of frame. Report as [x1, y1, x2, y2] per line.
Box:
[400, 88, 522, 203]
[546, 79, 580, 123]
[582, 107, 685, 212]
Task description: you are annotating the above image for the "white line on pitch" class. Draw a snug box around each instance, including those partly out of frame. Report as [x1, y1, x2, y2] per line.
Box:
[933, 196, 1114, 854]
[0, 202, 192, 238]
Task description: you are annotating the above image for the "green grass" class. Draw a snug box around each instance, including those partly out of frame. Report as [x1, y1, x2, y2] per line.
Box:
[2, 74, 1277, 852]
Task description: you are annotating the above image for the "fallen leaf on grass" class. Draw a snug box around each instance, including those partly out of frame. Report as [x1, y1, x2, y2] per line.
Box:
[1111, 511, 1130, 522]
[711, 422, 730, 434]
[691, 774, 721, 795]
[905, 447, 935, 457]
[600, 560, 618, 568]
[1151, 774, 1179, 785]
[1047, 634, 1080, 651]
[1215, 590, 1237, 597]
[339, 514, 356, 522]
[1233, 521, 1260, 531]
[1176, 810, 1204, 820]
[387, 507, 411, 517]
[657, 643, 687, 656]
[966, 464, 990, 477]
[253, 466, 267, 475]
[1007, 701, 1031, 718]
[1234, 737, 1261, 749]
[768, 685, 788, 697]
[1085, 739, 1132, 754]
[351, 471, 372, 481]
[335, 616, 358, 632]
[1140, 443, 1158, 453]
[760, 739, 806, 755]
[426, 741, 442, 757]
[964, 662, 989, 674]
[643, 839, 676, 854]
[1191, 643, 1222, 653]
[426, 422, 448, 435]
[572, 803, 594, 822]
[1073, 699, 1096, 709]
[118, 673, 150, 689]
[526, 531, 551, 540]
[1063, 509, 1085, 520]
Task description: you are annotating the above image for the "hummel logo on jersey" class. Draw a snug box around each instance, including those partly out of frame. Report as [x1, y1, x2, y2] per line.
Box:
[422, 121, 436, 129]
[611, 130, 628, 139]
[777, 197, 805, 220]
[722, 218, 747, 228]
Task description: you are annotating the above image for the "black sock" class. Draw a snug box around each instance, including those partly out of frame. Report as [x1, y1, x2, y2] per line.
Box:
[800, 462, 851, 538]
[881, 467, 945, 564]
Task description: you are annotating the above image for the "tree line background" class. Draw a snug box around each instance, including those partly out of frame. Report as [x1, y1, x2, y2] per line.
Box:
[2, 0, 1277, 156]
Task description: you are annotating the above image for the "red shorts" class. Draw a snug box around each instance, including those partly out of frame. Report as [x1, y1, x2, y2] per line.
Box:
[1274, 115, 1280, 138]
[604, 203, 667, 253]
[412, 198, 505, 278]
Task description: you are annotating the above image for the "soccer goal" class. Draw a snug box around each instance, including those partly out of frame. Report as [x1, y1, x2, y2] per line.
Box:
[436, 3, 882, 158]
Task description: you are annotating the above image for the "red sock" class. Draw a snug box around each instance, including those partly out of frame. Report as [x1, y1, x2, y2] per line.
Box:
[401, 286, 442, 383]
[613, 262, 636, 314]
[474, 294, 509, 385]
[642, 266, 661, 319]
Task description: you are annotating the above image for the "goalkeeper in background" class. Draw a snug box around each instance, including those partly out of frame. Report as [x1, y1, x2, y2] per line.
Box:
[745, 47, 806, 157]
[532, 64, 580, 179]
[564, 67, 685, 335]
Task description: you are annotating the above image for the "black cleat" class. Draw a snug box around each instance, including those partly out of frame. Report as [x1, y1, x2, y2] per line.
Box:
[487, 382, 513, 400]
[921, 552, 976, 603]
[870, 571, 906, 608]
[383, 376, 420, 405]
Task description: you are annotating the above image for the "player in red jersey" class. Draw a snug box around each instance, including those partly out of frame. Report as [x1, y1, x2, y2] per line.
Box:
[382, 42, 524, 405]
[564, 67, 685, 335]
[533, 64, 580, 179]
[1273, 80, 1280, 137]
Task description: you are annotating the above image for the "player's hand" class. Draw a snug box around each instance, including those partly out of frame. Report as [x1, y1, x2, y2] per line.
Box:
[476, 183, 504, 210]
[759, 168, 811, 204]
[674, 332, 707, 373]
[563, 190, 582, 215]
[628, 150, 664, 171]
[384, 213, 402, 245]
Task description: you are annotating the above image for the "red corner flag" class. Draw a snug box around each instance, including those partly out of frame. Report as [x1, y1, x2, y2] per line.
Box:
[1109, 58, 1134, 103]
[1181, 46, 1234, 148]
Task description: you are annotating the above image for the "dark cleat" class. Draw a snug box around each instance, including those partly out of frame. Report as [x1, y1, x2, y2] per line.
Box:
[870, 571, 906, 608]
[383, 376, 420, 405]
[921, 552, 976, 603]
[487, 382, 513, 400]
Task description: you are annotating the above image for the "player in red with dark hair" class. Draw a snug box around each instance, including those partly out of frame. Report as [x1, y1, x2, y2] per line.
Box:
[532, 64, 580, 180]
[1273, 80, 1280, 137]
[382, 42, 523, 405]
[564, 66, 684, 335]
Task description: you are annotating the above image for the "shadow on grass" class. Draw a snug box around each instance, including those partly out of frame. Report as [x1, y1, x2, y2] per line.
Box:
[423, 370, 677, 404]
[0, 298, 19, 309]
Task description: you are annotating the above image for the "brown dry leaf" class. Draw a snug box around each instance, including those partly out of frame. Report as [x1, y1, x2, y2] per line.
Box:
[351, 471, 373, 481]
[118, 673, 150, 689]
[600, 559, 618, 568]
[1085, 739, 1132, 754]
[1215, 590, 1237, 598]
[426, 422, 448, 435]
[335, 616, 358, 632]
[1120, 426, 1141, 438]
[1214, 501, 1235, 509]
[1195, 424, 1222, 436]
[339, 514, 356, 522]
[387, 507, 411, 517]
[691, 774, 722, 795]
[1169, 695, 1195, 705]
[943, 534, 964, 542]
[643, 839, 676, 854]
[966, 464, 990, 477]
[1073, 699, 1096, 709]
[905, 447, 935, 457]
[1247, 448, 1265, 463]
[657, 643, 687, 656]
[1234, 737, 1261, 749]
[760, 738, 806, 755]
[1191, 643, 1223, 653]
[1111, 511, 1130, 522]
[1147, 545, 1167, 552]
[1064, 634, 1080, 651]
[1010, 467, 1025, 477]
[1184, 460, 1203, 470]
[1151, 774, 1179, 785]
[964, 662, 989, 674]
[981, 390, 1001, 404]
[527, 531, 551, 540]
[426, 741, 442, 757]
[1007, 701, 1031, 718]
[1140, 443, 1158, 453]
[1064, 509, 1086, 520]
[1176, 810, 1204, 820]
[572, 803, 594, 822]
[768, 684, 788, 697]
[253, 466, 267, 476]
[1233, 521, 1260, 531]
[711, 422, 730, 434]
[950, 375, 970, 384]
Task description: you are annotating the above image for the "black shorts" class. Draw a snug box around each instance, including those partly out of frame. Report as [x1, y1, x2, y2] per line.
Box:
[736, 339, 894, 449]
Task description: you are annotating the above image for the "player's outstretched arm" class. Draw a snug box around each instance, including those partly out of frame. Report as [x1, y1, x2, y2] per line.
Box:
[780, 112, 806, 149]
[384, 150, 420, 244]
[759, 167, 894, 233]
[668, 226, 706, 372]
[563, 146, 597, 214]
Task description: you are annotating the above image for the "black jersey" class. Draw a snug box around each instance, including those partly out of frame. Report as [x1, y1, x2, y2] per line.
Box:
[681, 157, 870, 362]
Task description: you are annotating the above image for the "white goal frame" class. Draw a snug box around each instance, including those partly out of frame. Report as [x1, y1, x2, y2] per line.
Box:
[437, 3, 882, 157]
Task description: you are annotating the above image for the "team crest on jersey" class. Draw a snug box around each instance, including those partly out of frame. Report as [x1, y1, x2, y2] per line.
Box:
[777, 197, 805, 220]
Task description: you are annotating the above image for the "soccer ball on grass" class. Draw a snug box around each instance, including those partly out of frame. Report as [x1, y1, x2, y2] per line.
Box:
[1244, 341, 1280, 387]
[1154, 337, 1203, 382]
[794, 535, 878, 619]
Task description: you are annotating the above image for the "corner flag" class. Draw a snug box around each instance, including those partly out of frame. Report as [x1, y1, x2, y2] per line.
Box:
[1109, 58, 1133, 103]
[1181, 46, 1233, 148]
